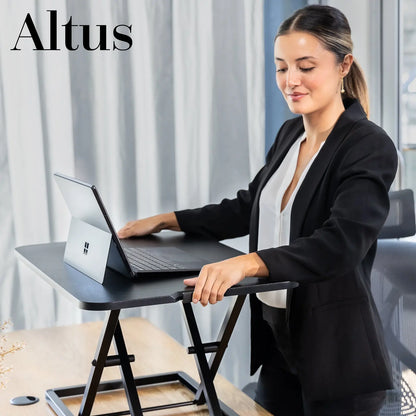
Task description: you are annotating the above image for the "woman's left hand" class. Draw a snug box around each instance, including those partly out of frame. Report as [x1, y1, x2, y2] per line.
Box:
[184, 253, 268, 306]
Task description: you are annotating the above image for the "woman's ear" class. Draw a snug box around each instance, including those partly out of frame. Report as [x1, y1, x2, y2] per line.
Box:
[340, 53, 354, 77]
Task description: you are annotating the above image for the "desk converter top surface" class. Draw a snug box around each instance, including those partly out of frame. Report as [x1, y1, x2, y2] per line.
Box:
[16, 233, 297, 311]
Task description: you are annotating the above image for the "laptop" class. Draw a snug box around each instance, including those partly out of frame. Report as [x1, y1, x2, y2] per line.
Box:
[54, 173, 207, 283]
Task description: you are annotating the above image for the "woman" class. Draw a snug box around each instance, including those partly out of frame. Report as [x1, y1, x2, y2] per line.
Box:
[119, 5, 397, 415]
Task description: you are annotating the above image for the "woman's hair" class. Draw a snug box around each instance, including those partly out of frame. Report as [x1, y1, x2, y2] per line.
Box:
[276, 5, 369, 116]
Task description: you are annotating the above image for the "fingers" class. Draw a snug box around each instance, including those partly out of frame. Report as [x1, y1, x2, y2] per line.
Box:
[184, 271, 219, 306]
[183, 277, 198, 287]
[216, 282, 228, 303]
[192, 266, 209, 305]
[199, 271, 217, 306]
[209, 279, 224, 305]
[117, 218, 155, 239]
[118, 213, 180, 239]
[117, 222, 134, 239]
[189, 262, 241, 306]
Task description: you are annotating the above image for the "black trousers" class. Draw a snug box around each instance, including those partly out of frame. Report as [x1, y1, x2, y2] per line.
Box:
[255, 303, 386, 416]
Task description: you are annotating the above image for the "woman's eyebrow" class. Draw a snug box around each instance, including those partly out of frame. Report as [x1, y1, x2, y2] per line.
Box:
[275, 56, 316, 62]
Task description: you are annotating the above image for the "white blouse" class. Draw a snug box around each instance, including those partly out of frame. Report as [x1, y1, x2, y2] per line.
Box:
[257, 132, 325, 308]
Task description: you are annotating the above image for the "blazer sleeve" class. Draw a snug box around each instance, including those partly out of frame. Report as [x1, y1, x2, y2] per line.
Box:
[174, 164, 265, 241]
[256, 126, 398, 283]
[174, 120, 292, 241]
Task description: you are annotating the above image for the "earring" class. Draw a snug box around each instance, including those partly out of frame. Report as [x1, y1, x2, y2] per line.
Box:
[341, 78, 345, 94]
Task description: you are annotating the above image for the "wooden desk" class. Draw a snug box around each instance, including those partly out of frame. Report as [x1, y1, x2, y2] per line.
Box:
[2, 317, 271, 415]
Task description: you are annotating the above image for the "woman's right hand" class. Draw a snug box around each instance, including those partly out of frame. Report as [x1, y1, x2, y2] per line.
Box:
[117, 212, 181, 239]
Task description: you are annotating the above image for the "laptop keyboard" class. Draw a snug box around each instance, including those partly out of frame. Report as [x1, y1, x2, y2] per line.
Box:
[123, 247, 184, 272]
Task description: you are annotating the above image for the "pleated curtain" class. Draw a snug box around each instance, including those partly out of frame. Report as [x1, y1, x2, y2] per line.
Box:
[0, 0, 264, 388]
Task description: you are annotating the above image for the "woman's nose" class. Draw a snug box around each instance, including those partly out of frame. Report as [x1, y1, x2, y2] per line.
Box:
[287, 69, 301, 87]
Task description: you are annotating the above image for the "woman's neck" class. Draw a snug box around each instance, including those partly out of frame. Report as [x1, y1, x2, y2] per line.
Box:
[302, 98, 345, 145]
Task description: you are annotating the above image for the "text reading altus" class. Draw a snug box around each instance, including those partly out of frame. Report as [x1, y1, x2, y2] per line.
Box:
[11, 10, 133, 51]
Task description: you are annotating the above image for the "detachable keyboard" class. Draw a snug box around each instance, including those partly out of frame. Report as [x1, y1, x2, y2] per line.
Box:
[123, 247, 185, 272]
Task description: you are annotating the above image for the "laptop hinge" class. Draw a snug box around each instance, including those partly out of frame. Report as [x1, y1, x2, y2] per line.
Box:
[107, 238, 132, 277]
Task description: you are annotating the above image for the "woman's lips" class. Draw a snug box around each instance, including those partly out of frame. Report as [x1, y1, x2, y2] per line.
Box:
[287, 92, 307, 101]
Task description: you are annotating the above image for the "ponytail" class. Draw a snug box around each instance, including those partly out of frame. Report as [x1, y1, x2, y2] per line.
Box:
[344, 60, 369, 117]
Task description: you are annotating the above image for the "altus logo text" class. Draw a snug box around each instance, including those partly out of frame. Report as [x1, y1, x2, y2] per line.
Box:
[11, 10, 133, 52]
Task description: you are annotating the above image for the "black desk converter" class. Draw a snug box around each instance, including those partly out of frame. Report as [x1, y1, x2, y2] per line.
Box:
[15, 232, 297, 416]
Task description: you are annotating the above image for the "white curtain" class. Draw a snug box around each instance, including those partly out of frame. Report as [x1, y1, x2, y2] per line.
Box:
[0, 0, 264, 388]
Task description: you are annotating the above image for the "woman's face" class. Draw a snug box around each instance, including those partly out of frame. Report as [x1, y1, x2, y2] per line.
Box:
[274, 31, 346, 117]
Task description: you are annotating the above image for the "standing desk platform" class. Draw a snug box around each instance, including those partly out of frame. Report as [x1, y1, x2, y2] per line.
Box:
[16, 233, 297, 416]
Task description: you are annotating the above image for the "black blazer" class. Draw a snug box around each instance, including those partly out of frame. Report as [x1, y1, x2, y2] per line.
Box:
[175, 98, 398, 401]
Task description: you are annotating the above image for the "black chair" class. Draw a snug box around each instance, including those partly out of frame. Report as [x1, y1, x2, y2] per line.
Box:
[378, 189, 415, 239]
[371, 189, 416, 415]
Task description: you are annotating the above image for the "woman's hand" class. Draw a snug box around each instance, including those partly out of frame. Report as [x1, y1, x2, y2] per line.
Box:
[184, 253, 269, 306]
[117, 212, 181, 239]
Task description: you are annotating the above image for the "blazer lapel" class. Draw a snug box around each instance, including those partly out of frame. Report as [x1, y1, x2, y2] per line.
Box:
[286, 99, 367, 321]
[289, 99, 367, 240]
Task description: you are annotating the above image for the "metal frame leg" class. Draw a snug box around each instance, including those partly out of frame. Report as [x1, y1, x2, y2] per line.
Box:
[79, 310, 120, 415]
[78, 310, 143, 416]
[194, 295, 246, 403]
[182, 301, 223, 415]
[182, 295, 246, 416]
[113, 321, 143, 416]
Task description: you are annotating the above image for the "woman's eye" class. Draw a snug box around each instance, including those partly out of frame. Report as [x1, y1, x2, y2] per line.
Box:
[299, 67, 315, 72]
[276, 68, 287, 73]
